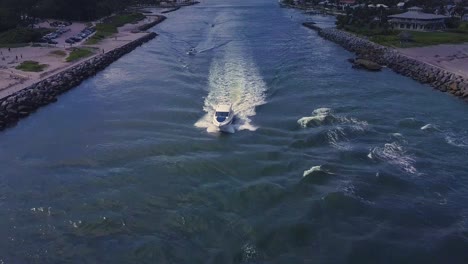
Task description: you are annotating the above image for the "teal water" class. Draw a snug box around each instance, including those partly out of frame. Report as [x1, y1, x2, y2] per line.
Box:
[1, 0, 468, 263]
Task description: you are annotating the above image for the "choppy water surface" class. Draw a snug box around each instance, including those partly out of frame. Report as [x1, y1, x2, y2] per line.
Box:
[1, 0, 468, 263]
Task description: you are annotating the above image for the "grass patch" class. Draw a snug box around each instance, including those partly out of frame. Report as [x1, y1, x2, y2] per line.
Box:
[371, 31, 468, 48]
[15, 60, 48, 72]
[85, 12, 145, 45]
[0, 27, 52, 47]
[103, 13, 146, 27]
[85, 24, 117, 45]
[66, 48, 94, 62]
[50, 50, 67, 56]
[343, 24, 468, 48]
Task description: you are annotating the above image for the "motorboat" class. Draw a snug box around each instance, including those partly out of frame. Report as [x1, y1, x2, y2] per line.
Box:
[213, 104, 234, 130]
[187, 47, 196, 55]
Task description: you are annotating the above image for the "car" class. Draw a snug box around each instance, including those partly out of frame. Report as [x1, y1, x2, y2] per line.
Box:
[65, 38, 75, 44]
[48, 40, 58, 44]
[71, 36, 82, 42]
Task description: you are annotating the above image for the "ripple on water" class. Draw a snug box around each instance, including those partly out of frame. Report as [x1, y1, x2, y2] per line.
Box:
[296, 108, 369, 150]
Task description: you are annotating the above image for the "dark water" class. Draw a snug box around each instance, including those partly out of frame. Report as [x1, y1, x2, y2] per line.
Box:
[1, 0, 468, 263]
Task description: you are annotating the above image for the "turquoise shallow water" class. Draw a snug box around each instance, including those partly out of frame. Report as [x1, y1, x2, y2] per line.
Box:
[1, 0, 468, 263]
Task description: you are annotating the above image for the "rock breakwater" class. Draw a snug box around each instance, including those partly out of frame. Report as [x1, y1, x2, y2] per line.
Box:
[0, 32, 157, 131]
[302, 23, 468, 102]
[138, 15, 166, 31]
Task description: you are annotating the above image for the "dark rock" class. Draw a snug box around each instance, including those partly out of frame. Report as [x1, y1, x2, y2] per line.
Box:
[352, 59, 382, 71]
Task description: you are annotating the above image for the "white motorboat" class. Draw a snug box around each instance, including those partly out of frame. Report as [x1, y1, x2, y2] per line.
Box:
[187, 47, 196, 55]
[213, 104, 234, 130]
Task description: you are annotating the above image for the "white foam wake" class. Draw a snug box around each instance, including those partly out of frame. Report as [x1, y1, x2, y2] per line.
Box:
[195, 44, 267, 133]
[368, 142, 418, 175]
[297, 108, 332, 128]
[298, 108, 369, 150]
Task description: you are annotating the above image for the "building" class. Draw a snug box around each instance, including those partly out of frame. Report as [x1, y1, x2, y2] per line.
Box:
[388, 7, 449, 31]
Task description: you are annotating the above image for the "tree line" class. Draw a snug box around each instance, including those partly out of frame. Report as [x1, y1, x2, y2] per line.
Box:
[0, 0, 163, 32]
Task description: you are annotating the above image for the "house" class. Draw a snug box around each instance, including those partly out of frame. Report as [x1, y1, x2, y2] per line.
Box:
[388, 6, 449, 31]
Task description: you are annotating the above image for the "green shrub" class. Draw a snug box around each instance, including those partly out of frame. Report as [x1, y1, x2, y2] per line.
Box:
[66, 48, 94, 62]
[15, 60, 48, 72]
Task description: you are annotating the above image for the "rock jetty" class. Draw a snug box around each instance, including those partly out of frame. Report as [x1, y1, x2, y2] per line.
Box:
[0, 32, 157, 131]
[302, 23, 468, 102]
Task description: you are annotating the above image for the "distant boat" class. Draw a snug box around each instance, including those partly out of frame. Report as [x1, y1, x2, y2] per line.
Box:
[187, 47, 196, 55]
[213, 104, 234, 131]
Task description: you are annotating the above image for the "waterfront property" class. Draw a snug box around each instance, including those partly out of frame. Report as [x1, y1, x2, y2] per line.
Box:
[388, 7, 449, 31]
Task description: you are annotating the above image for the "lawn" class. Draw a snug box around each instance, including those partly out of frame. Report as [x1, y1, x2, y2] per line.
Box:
[66, 48, 94, 62]
[102, 13, 145, 27]
[370, 31, 468, 48]
[15, 60, 48, 72]
[0, 27, 52, 47]
[86, 12, 145, 45]
[343, 23, 468, 48]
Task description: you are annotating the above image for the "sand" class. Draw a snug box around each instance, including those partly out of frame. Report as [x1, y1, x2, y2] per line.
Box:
[397, 43, 468, 78]
[0, 12, 163, 99]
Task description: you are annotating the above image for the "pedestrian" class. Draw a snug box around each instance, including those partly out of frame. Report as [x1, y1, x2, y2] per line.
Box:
[102, 48, 104, 54]
[8, 48, 11, 52]
[20, 54, 22, 58]
[15, 55, 18, 60]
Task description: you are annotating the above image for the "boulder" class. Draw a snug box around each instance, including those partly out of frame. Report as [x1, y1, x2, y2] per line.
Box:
[449, 82, 458, 91]
[352, 59, 382, 71]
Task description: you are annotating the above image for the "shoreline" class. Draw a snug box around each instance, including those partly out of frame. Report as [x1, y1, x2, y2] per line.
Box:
[0, 15, 166, 99]
[0, 15, 167, 131]
[303, 23, 468, 102]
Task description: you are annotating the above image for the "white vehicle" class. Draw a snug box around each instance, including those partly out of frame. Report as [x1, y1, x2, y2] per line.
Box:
[213, 104, 234, 130]
[187, 47, 196, 55]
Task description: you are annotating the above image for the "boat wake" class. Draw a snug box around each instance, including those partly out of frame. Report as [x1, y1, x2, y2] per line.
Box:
[195, 44, 267, 133]
[297, 108, 369, 150]
[368, 141, 419, 175]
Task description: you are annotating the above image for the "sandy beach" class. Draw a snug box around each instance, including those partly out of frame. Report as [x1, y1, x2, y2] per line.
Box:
[398, 43, 468, 78]
[0, 11, 163, 99]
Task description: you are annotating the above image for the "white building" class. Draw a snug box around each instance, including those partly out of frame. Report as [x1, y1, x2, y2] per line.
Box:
[388, 7, 448, 31]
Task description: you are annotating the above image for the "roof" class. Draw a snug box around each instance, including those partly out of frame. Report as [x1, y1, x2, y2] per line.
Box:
[397, 2, 405, 7]
[339, 0, 356, 4]
[389, 11, 448, 20]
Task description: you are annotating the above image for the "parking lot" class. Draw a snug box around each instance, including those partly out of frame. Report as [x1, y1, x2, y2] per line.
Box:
[36, 21, 96, 48]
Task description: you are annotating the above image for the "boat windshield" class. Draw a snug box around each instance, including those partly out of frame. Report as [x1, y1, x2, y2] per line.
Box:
[216, 112, 229, 117]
